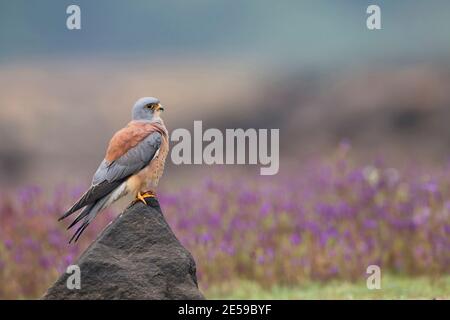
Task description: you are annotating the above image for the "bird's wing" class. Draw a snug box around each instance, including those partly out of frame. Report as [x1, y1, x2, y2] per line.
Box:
[95, 131, 162, 184]
[59, 122, 162, 221]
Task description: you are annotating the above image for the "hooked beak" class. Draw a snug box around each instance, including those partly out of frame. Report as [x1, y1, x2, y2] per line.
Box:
[155, 103, 165, 112]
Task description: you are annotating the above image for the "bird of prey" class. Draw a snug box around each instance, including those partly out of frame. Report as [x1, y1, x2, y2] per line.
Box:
[59, 97, 169, 243]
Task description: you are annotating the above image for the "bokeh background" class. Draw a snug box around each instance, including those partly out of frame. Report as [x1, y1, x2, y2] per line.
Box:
[0, 0, 449, 299]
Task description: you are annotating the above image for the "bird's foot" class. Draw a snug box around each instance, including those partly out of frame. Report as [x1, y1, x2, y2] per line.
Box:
[135, 191, 156, 205]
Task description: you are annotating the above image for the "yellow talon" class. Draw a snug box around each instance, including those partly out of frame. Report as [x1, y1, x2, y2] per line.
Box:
[137, 192, 148, 205]
[136, 191, 156, 205]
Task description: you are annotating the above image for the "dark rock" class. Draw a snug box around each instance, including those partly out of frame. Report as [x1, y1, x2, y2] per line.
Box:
[43, 198, 204, 300]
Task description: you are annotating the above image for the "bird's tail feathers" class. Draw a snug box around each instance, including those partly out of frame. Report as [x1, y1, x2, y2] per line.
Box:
[68, 182, 128, 243]
[68, 196, 109, 244]
[58, 188, 93, 221]
[58, 181, 122, 221]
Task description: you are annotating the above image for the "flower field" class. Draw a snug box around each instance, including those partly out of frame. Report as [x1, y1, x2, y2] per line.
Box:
[0, 146, 449, 299]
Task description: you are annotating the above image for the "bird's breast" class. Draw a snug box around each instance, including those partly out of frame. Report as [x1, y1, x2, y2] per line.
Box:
[129, 135, 169, 193]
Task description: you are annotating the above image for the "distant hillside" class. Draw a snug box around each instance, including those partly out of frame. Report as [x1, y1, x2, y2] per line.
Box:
[1, 60, 450, 186]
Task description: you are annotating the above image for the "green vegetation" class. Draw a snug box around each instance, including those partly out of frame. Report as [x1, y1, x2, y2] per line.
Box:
[204, 275, 450, 300]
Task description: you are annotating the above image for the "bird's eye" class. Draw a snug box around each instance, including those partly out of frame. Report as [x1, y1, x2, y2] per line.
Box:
[148, 103, 160, 111]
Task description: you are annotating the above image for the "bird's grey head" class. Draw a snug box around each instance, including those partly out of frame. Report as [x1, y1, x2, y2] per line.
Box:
[131, 97, 165, 121]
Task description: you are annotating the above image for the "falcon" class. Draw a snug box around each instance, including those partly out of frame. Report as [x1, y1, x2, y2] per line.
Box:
[59, 97, 169, 243]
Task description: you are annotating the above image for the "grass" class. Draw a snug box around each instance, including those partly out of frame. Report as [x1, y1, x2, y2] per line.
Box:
[204, 274, 450, 299]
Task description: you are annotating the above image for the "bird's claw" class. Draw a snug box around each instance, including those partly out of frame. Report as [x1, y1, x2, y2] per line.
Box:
[135, 191, 156, 205]
[137, 192, 147, 205]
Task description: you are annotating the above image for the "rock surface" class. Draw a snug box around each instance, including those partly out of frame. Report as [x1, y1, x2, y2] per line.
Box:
[43, 198, 204, 300]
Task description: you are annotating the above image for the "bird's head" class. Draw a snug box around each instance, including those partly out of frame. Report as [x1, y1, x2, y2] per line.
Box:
[132, 97, 165, 121]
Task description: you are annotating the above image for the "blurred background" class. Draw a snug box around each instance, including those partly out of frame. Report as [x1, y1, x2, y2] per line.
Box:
[0, 0, 449, 299]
